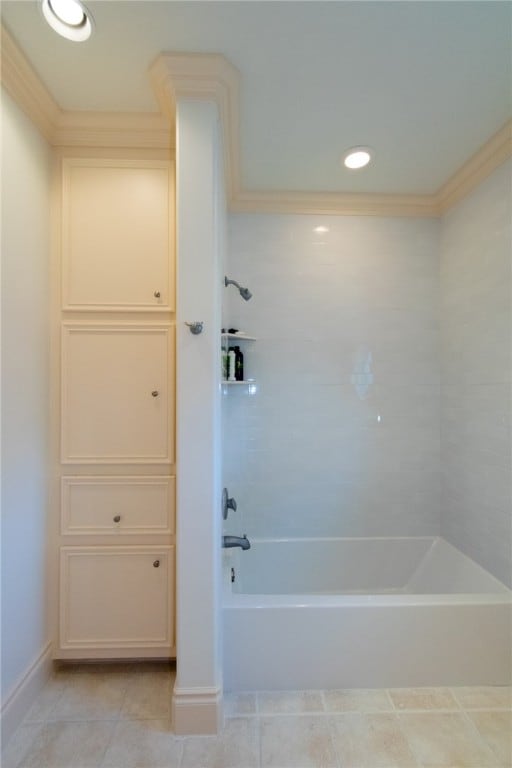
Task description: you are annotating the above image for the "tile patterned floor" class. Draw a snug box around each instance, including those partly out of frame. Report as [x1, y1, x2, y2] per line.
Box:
[2, 663, 511, 768]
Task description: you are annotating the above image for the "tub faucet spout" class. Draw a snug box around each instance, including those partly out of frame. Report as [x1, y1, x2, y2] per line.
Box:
[223, 534, 251, 550]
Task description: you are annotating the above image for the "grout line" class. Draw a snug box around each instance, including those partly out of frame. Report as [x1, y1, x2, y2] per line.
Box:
[460, 708, 507, 765]
[255, 711, 263, 768]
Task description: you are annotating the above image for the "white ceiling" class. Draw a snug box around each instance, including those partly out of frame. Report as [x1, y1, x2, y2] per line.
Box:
[2, 1, 511, 195]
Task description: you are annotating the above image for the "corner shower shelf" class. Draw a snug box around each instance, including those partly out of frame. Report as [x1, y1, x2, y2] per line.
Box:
[222, 332, 256, 388]
[222, 379, 257, 385]
[221, 333, 257, 341]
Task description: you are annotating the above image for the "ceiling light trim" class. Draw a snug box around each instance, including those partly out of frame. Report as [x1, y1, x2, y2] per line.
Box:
[343, 146, 373, 170]
[41, 0, 93, 42]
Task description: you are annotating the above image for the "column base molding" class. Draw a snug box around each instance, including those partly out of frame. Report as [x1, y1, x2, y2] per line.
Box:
[172, 685, 223, 735]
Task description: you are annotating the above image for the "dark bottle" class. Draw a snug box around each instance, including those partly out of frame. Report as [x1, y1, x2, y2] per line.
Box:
[234, 346, 244, 381]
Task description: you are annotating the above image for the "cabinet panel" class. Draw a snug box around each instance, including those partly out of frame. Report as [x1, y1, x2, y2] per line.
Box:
[61, 325, 174, 463]
[60, 546, 174, 649]
[61, 476, 175, 535]
[62, 159, 173, 310]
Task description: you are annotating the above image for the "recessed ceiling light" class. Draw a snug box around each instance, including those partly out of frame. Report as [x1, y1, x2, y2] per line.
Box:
[41, 0, 93, 41]
[343, 147, 373, 170]
[313, 226, 330, 234]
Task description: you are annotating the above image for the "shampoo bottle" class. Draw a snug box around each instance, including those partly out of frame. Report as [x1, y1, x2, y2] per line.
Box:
[234, 346, 244, 381]
[228, 349, 236, 382]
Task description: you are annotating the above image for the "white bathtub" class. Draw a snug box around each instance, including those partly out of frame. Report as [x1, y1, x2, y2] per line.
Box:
[223, 537, 511, 691]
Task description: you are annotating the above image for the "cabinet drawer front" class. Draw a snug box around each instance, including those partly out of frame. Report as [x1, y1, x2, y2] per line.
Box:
[62, 159, 174, 311]
[61, 325, 174, 463]
[61, 476, 175, 535]
[60, 546, 174, 649]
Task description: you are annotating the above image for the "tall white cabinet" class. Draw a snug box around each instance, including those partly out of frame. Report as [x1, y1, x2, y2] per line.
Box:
[55, 155, 176, 659]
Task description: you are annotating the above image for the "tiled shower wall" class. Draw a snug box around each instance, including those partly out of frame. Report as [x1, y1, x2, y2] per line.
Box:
[440, 160, 512, 587]
[223, 214, 441, 539]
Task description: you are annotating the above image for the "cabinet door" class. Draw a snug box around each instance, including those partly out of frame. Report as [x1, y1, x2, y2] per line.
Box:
[61, 325, 174, 463]
[61, 476, 175, 535]
[62, 158, 173, 311]
[60, 546, 174, 650]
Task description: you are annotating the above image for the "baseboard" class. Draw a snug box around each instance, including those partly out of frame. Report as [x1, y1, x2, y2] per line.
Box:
[172, 685, 223, 735]
[1, 641, 53, 747]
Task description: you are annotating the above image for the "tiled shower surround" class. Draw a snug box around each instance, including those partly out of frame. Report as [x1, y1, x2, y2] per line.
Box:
[223, 162, 511, 584]
[223, 215, 442, 539]
[440, 162, 512, 587]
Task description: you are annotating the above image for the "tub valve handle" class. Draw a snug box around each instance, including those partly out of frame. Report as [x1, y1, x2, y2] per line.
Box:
[222, 487, 237, 520]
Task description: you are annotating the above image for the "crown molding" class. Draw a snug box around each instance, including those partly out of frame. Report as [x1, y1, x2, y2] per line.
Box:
[2, 27, 510, 216]
[1, 25, 172, 149]
[437, 120, 512, 213]
[1, 24, 59, 142]
[150, 52, 510, 218]
[54, 110, 172, 149]
[149, 52, 240, 202]
[232, 189, 440, 218]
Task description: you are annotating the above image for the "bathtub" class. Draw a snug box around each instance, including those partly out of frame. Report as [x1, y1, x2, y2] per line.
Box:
[223, 537, 511, 691]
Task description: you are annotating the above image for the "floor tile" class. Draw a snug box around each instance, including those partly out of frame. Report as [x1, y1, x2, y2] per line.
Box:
[47, 669, 131, 721]
[398, 711, 501, 767]
[323, 688, 393, 713]
[23, 675, 69, 723]
[467, 710, 512, 767]
[120, 668, 173, 720]
[17, 721, 115, 768]
[101, 719, 182, 768]
[1, 723, 44, 768]
[224, 692, 257, 717]
[258, 690, 324, 714]
[180, 716, 259, 768]
[452, 686, 512, 710]
[330, 712, 419, 768]
[388, 688, 459, 711]
[260, 714, 337, 768]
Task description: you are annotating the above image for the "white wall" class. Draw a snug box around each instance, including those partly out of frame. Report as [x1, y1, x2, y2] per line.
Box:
[1, 91, 51, 727]
[440, 161, 512, 586]
[224, 214, 441, 539]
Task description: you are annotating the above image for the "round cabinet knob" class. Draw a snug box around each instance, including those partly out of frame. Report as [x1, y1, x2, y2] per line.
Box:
[154, 291, 161, 299]
[151, 390, 159, 397]
[153, 560, 160, 568]
[113, 515, 121, 523]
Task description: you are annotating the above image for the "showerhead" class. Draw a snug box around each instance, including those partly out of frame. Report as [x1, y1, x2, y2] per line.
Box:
[224, 276, 252, 301]
[239, 286, 252, 301]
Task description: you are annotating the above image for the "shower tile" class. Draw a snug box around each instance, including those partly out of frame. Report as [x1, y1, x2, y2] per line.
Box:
[452, 687, 512, 710]
[260, 715, 337, 768]
[224, 692, 257, 717]
[258, 690, 324, 714]
[388, 688, 459, 711]
[398, 712, 501, 767]
[466, 710, 512, 766]
[101, 719, 182, 768]
[180, 716, 259, 768]
[329, 712, 419, 768]
[323, 688, 393, 713]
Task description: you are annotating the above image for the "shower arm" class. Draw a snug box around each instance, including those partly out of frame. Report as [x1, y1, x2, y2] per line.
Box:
[224, 275, 252, 301]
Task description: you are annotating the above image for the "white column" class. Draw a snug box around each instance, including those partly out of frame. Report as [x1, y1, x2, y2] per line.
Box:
[173, 100, 224, 735]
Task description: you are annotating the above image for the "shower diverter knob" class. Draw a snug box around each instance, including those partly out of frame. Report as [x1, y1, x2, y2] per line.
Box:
[222, 487, 237, 520]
